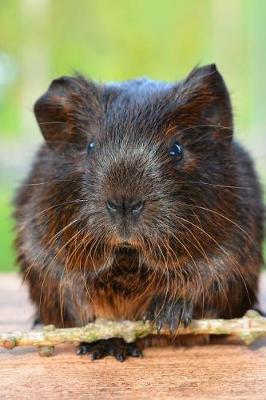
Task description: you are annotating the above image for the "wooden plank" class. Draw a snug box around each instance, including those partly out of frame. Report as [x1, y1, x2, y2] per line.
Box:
[0, 273, 266, 400]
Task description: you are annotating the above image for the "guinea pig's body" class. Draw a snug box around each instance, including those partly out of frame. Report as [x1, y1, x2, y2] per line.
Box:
[15, 64, 264, 360]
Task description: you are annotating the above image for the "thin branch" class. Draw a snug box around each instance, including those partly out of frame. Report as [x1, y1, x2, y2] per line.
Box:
[1, 310, 265, 356]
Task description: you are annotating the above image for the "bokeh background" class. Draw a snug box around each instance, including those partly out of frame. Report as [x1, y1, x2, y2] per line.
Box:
[0, 0, 265, 271]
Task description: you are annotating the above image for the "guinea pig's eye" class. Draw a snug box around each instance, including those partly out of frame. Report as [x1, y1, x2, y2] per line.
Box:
[169, 142, 183, 161]
[87, 141, 95, 155]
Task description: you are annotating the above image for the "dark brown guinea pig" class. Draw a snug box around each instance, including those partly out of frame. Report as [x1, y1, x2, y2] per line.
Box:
[15, 64, 264, 361]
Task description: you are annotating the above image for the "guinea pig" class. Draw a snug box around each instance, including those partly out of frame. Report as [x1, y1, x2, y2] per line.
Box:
[14, 64, 264, 361]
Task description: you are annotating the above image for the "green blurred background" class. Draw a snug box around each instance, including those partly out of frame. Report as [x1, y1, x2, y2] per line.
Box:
[0, 0, 265, 271]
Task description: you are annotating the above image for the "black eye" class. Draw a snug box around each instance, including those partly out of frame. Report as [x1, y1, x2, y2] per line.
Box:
[87, 141, 95, 155]
[169, 142, 183, 161]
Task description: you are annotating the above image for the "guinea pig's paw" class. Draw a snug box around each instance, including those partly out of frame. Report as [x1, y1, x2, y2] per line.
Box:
[146, 296, 193, 332]
[77, 338, 143, 362]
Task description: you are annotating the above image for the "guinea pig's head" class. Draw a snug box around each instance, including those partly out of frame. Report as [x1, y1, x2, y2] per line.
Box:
[34, 64, 234, 273]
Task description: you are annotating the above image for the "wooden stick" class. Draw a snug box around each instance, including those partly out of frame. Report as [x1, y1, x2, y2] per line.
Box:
[1, 310, 265, 356]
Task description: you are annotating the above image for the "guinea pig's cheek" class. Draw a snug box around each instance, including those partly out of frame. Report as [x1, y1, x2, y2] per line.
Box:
[180, 151, 198, 173]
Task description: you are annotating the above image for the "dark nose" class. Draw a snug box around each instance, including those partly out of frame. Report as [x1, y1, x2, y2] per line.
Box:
[106, 198, 144, 218]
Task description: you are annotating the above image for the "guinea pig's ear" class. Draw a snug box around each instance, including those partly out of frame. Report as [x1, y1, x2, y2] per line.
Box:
[172, 64, 233, 141]
[34, 76, 102, 149]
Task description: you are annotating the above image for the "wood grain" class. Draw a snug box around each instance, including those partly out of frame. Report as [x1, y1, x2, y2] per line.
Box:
[0, 273, 266, 400]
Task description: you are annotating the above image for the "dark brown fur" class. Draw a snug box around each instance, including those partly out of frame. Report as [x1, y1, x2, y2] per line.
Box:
[14, 64, 264, 354]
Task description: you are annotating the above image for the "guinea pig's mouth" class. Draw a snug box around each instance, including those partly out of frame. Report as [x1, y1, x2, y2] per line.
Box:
[107, 234, 176, 268]
[108, 235, 138, 249]
[113, 241, 135, 252]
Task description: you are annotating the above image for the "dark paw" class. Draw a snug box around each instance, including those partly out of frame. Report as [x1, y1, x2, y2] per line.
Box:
[146, 296, 193, 332]
[32, 315, 42, 329]
[77, 338, 143, 362]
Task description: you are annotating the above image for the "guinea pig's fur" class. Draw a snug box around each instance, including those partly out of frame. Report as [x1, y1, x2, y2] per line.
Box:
[14, 64, 264, 358]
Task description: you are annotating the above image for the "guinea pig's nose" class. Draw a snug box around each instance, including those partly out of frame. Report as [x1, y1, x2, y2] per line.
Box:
[130, 199, 144, 216]
[106, 199, 120, 216]
[106, 198, 144, 217]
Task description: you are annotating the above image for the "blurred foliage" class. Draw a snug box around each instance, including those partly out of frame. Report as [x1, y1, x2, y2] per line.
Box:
[0, 188, 16, 271]
[0, 0, 265, 270]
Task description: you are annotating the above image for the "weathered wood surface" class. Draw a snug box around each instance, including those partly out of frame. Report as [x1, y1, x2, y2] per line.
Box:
[0, 273, 266, 400]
